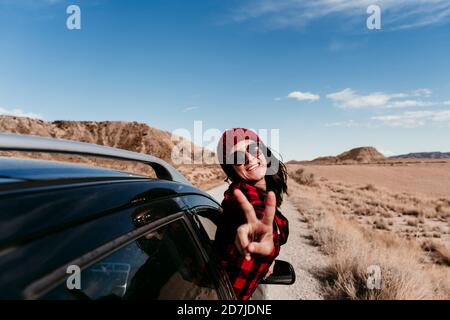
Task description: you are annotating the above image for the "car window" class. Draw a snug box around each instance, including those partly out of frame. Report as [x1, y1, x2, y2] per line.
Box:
[197, 214, 217, 241]
[195, 208, 222, 241]
[41, 218, 219, 300]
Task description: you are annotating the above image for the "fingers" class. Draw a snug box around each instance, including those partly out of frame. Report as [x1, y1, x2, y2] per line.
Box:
[235, 224, 252, 261]
[233, 189, 258, 224]
[234, 189, 277, 259]
[247, 237, 274, 256]
[261, 191, 276, 227]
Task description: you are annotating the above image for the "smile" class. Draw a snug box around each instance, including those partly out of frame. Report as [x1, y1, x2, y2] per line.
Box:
[247, 162, 260, 172]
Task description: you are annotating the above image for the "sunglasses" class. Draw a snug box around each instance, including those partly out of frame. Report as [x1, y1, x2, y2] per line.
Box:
[226, 143, 262, 165]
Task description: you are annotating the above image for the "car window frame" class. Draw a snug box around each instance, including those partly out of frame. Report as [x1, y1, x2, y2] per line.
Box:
[182, 202, 236, 300]
[183, 209, 235, 300]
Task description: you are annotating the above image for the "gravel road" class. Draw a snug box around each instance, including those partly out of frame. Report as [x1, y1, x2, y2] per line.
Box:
[207, 184, 327, 300]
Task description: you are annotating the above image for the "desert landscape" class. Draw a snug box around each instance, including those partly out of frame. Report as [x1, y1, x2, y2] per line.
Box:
[285, 148, 450, 299]
[1, 116, 449, 299]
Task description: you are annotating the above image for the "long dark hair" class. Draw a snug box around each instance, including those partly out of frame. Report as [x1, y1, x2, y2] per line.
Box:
[221, 144, 288, 207]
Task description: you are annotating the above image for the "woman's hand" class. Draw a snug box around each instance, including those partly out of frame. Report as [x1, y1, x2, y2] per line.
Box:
[263, 261, 275, 280]
[233, 189, 276, 260]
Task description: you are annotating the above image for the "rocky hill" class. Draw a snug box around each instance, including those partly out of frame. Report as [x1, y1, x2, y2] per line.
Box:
[0, 116, 225, 189]
[391, 152, 450, 159]
[287, 147, 386, 165]
[0, 115, 209, 163]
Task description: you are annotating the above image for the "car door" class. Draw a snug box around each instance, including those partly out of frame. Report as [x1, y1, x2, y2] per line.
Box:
[180, 194, 236, 300]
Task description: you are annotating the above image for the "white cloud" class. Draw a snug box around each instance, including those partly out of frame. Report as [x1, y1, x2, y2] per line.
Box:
[328, 39, 362, 52]
[0, 0, 63, 6]
[324, 119, 378, 129]
[372, 110, 450, 128]
[326, 88, 435, 109]
[325, 120, 358, 128]
[385, 100, 433, 109]
[233, 0, 450, 30]
[287, 91, 320, 102]
[411, 88, 433, 97]
[378, 149, 395, 157]
[327, 88, 396, 109]
[182, 106, 200, 112]
[0, 107, 42, 119]
[325, 120, 359, 128]
[325, 88, 450, 129]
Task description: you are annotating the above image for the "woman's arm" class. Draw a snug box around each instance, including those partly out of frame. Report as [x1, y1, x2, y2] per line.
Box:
[214, 187, 278, 300]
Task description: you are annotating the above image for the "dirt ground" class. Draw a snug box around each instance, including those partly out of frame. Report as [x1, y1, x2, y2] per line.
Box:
[288, 162, 450, 248]
[287, 162, 450, 299]
[296, 160, 450, 198]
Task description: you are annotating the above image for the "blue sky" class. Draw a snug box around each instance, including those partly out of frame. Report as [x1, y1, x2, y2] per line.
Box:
[1, 0, 450, 160]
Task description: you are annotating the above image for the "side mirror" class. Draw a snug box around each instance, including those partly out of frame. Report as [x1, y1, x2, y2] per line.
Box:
[260, 260, 296, 285]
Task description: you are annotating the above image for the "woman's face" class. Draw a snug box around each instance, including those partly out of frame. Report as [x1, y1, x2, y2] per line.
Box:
[230, 140, 267, 182]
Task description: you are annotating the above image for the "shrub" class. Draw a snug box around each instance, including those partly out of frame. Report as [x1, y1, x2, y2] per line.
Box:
[402, 209, 422, 217]
[406, 218, 419, 227]
[374, 218, 389, 230]
[421, 240, 450, 266]
[360, 184, 377, 192]
[291, 168, 317, 186]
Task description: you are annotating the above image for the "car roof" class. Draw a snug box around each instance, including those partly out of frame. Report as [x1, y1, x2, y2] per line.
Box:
[0, 157, 220, 248]
[0, 156, 148, 181]
[0, 157, 217, 204]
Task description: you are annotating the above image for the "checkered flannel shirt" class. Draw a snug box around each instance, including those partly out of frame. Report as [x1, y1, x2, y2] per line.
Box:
[215, 182, 289, 300]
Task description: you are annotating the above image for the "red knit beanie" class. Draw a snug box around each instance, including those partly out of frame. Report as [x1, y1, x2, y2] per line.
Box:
[216, 128, 262, 168]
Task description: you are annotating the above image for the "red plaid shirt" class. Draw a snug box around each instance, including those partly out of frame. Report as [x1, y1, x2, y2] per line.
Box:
[215, 182, 289, 300]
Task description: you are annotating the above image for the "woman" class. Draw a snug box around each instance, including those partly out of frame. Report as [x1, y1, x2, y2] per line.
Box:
[215, 128, 289, 300]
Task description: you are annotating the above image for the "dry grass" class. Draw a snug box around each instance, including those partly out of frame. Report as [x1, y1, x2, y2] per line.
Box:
[286, 167, 450, 300]
[421, 240, 450, 266]
[294, 161, 450, 198]
[286, 164, 450, 245]
[308, 212, 450, 299]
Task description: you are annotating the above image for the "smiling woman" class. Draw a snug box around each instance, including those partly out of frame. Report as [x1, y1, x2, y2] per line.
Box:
[214, 128, 289, 300]
[226, 140, 267, 185]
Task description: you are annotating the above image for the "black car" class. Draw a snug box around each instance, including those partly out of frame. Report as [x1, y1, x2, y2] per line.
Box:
[0, 133, 294, 300]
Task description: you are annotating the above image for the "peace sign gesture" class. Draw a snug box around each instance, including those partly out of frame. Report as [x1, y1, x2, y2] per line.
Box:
[233, 189, 276, 260]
